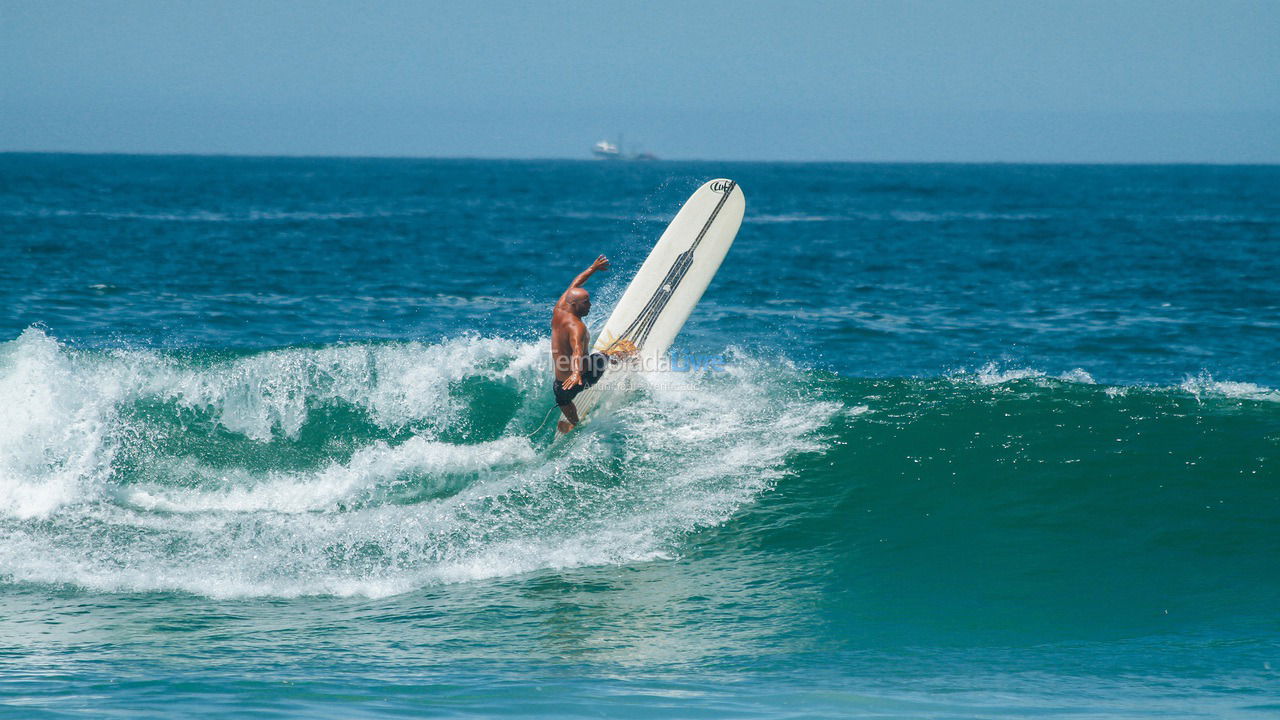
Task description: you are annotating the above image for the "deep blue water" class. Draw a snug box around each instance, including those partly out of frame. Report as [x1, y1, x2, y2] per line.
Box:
[1, 154, 1278, 718]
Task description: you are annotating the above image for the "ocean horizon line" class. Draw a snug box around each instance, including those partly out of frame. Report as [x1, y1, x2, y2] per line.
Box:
[3, 149, 1277, 168]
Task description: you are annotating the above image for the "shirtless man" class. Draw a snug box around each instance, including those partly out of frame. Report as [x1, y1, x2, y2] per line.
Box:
[551, 254, 611, 432]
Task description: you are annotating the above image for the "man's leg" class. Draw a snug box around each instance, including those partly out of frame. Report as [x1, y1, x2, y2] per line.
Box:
[557, 401, 579, 433]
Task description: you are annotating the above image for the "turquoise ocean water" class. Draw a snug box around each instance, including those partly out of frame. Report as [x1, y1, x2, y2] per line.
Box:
[1, 154, 1278, 718]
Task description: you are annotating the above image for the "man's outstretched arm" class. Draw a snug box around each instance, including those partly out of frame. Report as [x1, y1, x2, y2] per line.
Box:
[562, 255, 610, 296]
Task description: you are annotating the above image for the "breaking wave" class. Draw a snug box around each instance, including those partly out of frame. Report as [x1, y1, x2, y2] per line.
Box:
[0, 327, 836, 597]
[2, 328, 1276, 620]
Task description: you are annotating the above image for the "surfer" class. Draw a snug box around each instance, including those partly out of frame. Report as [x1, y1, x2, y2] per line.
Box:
[552, 254, 611, 432]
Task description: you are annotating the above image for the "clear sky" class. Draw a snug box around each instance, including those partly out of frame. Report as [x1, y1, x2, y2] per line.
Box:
[2, 0, 1277, 162]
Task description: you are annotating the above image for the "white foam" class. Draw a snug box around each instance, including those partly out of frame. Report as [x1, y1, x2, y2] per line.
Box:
[1179, 372, 1280, 403]
[1058, 368, 1096, 384]
[950, 362, 1047, 386]
[941, 364, 1277, 403]
[0, 328, 840, 598]
[0, 328, 117, 519]
[136, 336, 538, 441]
[949, 363, 1103, 388]
[123, 435, 537, 514]
[0, 329, 544, 517]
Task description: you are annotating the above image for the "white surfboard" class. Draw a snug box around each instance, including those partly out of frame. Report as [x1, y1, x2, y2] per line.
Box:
[564, 178, 745, 428]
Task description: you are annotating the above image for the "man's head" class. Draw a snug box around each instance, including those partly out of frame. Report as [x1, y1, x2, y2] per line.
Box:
[565, 287, 591, 317]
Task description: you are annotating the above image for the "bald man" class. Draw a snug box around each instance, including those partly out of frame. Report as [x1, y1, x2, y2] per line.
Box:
[551, 254, 611, 432]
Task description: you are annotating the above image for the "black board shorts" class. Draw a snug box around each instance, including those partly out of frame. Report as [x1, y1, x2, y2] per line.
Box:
[554, 352, 608, 406]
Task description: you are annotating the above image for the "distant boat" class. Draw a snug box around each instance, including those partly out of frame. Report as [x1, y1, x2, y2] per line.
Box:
[591, 138, 658, 161]
[592, 140, 621, 159]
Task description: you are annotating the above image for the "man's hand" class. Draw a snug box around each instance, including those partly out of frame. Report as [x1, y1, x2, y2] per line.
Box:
[562, 372, 583, 391]
[566, 255, 611, 291]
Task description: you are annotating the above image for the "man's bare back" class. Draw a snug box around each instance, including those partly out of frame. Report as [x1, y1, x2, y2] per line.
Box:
[551, 255, 610, 432]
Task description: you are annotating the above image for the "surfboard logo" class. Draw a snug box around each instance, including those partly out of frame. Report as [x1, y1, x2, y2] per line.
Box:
[710, 180, 734, 193]
[596, 330, 640, 358]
